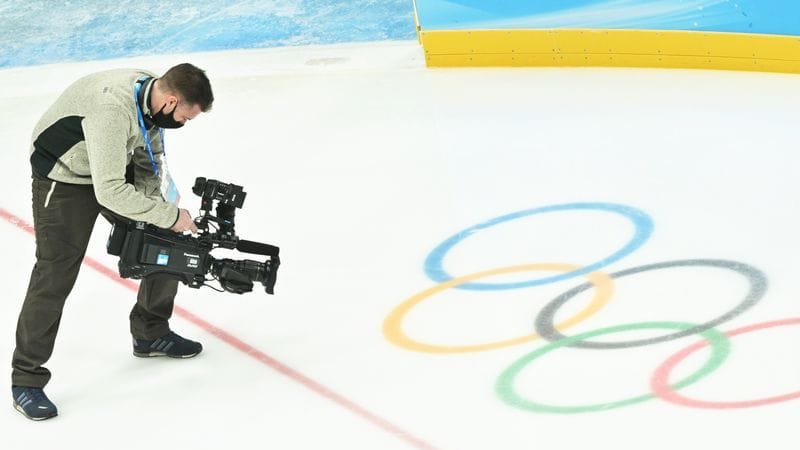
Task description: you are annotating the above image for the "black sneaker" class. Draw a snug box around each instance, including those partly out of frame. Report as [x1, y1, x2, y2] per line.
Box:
[12, 386, 58, 421]
[132, 331, 202, 358]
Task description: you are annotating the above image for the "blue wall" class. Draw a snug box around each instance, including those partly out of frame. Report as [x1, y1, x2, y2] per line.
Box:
[0, 0, 416, 69]
[415, 0, 800, 35]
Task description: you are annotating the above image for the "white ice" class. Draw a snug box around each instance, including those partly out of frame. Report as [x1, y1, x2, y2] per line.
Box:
[1, 41, 800, 450]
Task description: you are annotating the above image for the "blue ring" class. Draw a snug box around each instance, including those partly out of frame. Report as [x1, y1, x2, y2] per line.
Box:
[423, 202, 654, 290]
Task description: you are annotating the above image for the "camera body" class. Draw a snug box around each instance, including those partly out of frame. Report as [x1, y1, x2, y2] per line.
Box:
[107, 177, 280, 294]
[108, 221, 210, 287]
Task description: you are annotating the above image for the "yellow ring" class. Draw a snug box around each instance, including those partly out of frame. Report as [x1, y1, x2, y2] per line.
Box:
[382, 263, 614, 354]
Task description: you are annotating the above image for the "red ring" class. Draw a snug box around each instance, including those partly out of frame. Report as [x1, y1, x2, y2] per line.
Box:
[651, 317, 800, 409]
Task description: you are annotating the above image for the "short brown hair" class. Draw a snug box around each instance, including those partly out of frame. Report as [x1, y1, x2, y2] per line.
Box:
[160, 63, 214, 112]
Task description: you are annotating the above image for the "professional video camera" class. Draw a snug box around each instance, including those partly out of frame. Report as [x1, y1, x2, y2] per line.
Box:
[106, 177, 280, 294]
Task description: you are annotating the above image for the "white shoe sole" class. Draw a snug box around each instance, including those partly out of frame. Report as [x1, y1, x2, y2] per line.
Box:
[13, 402, 57, 421]
[133, 350, 201, 358]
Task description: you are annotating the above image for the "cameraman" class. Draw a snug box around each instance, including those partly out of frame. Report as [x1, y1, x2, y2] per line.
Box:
[11, 63, 213, 421]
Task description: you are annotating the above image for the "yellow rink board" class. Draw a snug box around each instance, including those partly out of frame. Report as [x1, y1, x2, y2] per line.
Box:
[420, 29, 800, 73]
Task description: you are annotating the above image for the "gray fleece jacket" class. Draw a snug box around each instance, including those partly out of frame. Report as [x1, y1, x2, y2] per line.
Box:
[29, 68, 179, 228]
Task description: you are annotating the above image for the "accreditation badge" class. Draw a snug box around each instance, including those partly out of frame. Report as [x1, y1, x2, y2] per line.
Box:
[159, 154, 181, 205]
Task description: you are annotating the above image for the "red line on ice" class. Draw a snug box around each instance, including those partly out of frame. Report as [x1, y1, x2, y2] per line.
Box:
[0, 207, 439, 450]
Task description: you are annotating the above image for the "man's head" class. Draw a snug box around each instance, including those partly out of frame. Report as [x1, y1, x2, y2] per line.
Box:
[150, 63, 214, 129]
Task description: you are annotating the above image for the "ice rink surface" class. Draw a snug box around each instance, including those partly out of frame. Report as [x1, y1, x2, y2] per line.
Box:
[2, 41, 800, 449]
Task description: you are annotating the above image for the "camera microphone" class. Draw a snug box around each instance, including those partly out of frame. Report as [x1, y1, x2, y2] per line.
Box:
[236, 239, 280, 257]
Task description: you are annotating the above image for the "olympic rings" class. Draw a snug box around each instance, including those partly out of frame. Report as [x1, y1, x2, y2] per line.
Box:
[384, 202, 790, 412]
[651, 317, 800, 409]
[382, 264, 614, 353]
[495, 322, 730, 414]
[423, 202, 653, 291]
[534, 259, 768, 349]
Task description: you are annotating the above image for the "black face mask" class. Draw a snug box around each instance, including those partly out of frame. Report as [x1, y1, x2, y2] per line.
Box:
[150, 102, 184, 129]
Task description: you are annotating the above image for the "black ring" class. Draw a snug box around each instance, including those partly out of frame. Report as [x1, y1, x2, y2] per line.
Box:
[534, 259, 768, 349]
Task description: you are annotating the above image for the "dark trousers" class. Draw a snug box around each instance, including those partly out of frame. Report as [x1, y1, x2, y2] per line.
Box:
[12, 176, 179, 388]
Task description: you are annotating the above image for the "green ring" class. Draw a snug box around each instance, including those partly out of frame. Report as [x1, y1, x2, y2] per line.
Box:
[495, 322, 730, 414]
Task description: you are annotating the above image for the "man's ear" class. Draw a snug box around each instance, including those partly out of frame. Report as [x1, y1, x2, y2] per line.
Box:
[165, 94, 180, 111]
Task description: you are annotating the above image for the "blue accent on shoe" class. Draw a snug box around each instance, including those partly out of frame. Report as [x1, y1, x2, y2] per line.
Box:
[132, 331, 202, 358]
[11, 386, 58, 421]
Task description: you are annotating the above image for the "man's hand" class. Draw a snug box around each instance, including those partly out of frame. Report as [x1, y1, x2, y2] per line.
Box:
[171, 208, 198, 234]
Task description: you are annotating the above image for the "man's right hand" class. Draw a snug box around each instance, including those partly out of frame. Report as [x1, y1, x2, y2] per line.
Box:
[171, 208, 198, 234]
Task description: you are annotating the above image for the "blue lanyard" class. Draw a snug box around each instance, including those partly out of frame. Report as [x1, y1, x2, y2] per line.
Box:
[133, 76, 164, 176]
